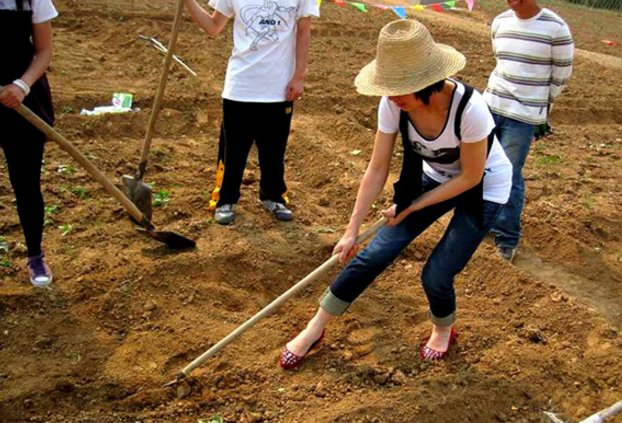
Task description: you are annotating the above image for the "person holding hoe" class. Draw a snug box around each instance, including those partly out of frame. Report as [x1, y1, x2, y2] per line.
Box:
[279, 19, 513, 368]
[0, 0, 58, 287]
[184, 0, 319, 225]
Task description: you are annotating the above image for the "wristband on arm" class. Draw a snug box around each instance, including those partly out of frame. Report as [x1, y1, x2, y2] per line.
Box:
[12, 79, 31, 96]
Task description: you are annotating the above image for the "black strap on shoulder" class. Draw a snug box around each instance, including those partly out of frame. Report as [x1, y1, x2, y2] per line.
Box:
[455, 81, 495, 156]
[453, 82, 496, 229]
[15, 0, 31, 11]
[454, 83, 474, 141]
[393, 111, 423, 214]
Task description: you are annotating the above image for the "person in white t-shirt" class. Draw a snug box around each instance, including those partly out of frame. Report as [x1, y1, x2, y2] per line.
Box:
[0, 0, 58, 287]
[278, 20, 512, 369]
[184, 0, 319, 225]
[484, 0, 573, 261]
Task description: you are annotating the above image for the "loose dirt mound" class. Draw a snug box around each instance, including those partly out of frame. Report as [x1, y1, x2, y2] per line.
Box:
[1, 1, 621, 422]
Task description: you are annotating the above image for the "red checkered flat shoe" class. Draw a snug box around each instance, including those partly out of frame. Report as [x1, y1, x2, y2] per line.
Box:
[419, 328, 458, 361]
[279, 330, 326, 370]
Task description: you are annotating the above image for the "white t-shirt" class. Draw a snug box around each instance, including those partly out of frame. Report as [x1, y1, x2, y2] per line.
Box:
[208, 0, 319, 102]
[378, 82, 512, 205]
[0, 0, 58, 23]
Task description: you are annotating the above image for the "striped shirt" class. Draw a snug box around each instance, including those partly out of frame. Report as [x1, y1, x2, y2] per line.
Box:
[484, 8, 574, 125]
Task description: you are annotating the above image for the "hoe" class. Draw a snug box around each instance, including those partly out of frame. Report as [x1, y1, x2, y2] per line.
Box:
[11, 99, 196, 250]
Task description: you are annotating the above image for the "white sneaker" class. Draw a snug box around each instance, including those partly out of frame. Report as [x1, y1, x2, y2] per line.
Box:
[261, 200, 293, 221]
[27, 253, 53, 287]
[215, 204, 235, 225]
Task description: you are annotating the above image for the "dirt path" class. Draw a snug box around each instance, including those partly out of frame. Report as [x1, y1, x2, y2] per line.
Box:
[574, 48, 622, 69]
[515, 249, 622, 327]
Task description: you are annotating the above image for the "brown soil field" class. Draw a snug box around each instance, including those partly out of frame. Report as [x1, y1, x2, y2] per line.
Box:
[1, 1, 621, 422]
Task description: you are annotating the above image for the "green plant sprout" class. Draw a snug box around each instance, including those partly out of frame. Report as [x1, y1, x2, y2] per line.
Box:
[45, 205, 60, 215]
[583, 193, 594, 210]
[59, 224, 73, 237]
[44, 205, 61, 227]
[153, 189, 171, 207]
[537, 155, 562, 166]
[56, 164, 76, 175]
[0, 236, 8, 253]
[71, 186, 89, 199]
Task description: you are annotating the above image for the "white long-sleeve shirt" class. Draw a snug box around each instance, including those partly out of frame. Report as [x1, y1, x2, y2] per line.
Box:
[484, 8, 574, 125]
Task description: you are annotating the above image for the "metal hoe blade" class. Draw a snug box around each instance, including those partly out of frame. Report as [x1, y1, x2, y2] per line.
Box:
[125, 0, 186, 226]
[122, 175, 153, 221]
[163, 373, 187, 388]
[141, 229, 196, 250]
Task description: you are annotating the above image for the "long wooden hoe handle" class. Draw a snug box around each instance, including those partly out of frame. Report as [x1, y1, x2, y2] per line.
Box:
[579, 400, 622, 423]
[136, 0, 186, 180]
[11, 100, 152, 228]
[175, 217, 388, 381]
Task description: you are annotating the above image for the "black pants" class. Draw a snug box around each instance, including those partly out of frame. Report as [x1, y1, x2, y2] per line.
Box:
[0, 113, 45, 257]
[217, 99, 293, 207]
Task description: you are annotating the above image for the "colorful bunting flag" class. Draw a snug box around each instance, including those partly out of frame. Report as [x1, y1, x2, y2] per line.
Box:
[324, 0, 475, 16]
[350, 2, 368, 12]
[392, 6, 407, 18]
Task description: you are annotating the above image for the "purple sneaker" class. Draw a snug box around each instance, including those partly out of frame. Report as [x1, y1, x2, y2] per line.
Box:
[27, 253, 53, 287]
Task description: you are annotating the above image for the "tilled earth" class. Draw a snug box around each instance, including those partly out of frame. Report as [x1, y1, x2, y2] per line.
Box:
[0, 1, 621, 422]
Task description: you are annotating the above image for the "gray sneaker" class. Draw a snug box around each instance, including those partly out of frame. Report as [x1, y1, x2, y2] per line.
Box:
[215, 204, 235, 225]
[497, 246, 517, 263]
[261, 200, 293, 221]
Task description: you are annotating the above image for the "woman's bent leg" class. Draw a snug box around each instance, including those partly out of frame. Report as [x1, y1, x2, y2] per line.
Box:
[421, 201, 503, 352]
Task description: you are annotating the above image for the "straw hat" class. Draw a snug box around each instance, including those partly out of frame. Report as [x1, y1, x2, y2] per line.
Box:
[355, 19, 466, 97]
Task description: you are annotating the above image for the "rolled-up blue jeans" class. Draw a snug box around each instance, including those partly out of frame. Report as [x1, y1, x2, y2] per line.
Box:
[489, 113, 535, 249]
[320, 175, 503, 326]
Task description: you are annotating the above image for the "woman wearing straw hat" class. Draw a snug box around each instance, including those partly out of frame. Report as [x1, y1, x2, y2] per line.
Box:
[279, 19, 512, 368]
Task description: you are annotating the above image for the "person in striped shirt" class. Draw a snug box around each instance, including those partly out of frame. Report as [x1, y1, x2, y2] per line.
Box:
[484, 0, 574, 261]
